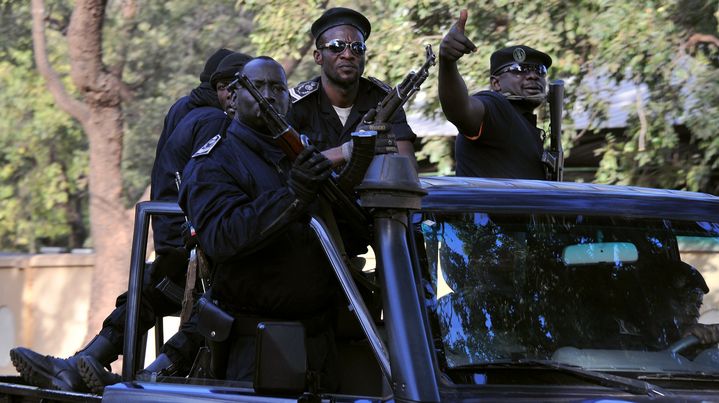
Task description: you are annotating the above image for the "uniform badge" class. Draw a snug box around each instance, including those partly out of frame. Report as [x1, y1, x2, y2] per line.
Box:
[368, 76, 392, 93]
[289, 79, 319, 103]
[192, 134, 221, 158]
[513, 47, 526, 63]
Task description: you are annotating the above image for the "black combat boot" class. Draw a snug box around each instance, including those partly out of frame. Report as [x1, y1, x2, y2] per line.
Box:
[9, 335, 118, 393]
[77, 355, 122, 395]
[137, 353, 180, 377]
[78, 352, 179, 395]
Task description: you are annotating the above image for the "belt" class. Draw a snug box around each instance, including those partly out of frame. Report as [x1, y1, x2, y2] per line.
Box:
[217, 300, 333, 337]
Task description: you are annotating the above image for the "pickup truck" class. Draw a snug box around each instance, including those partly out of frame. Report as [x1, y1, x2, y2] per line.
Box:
[2, 156, 719, 402]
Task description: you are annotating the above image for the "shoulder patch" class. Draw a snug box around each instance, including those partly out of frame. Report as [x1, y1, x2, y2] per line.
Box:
[192, 134, 221, 158]
[289, 80, 319, 103]
[368, 76, 392, 93]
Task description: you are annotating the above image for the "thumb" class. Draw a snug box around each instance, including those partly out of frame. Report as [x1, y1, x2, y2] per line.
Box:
[362, 108, 377, 124]
[456, 9, 468, 34]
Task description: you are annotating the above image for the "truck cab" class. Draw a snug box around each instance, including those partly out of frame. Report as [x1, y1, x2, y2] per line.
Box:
[103, 175, 719, 402]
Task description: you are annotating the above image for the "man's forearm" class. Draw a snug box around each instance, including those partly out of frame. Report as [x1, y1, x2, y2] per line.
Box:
[439, 59, 471, 125]
[321, 146, 346, 167]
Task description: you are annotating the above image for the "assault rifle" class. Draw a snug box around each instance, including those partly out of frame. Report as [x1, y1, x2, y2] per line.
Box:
[337, 45, 436, 193]
[229, 73, 371, 236]
[542, 80, 565, 181]
[371, 44, 436, 124]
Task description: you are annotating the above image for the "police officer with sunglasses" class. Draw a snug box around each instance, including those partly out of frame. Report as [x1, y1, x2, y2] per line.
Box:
[439, 9, 553, 180]
[287, 7, 417, 167]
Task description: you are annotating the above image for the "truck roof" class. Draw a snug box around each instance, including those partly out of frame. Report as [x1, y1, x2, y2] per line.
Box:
[419, 177, 719, 221]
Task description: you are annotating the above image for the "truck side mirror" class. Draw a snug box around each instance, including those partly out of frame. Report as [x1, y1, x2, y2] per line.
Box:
[254, 321, 307, 396]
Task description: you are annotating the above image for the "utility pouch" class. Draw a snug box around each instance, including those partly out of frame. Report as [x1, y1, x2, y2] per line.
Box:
[197, 297, 234, 342]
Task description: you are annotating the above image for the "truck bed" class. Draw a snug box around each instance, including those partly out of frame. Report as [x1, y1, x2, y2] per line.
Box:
[0, 376, 100, 402]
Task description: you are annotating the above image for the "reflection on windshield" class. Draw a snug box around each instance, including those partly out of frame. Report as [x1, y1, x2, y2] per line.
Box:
[417, 212, 719, 377]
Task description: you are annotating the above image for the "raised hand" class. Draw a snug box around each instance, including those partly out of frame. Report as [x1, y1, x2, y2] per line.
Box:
[439, 9, 477, 62]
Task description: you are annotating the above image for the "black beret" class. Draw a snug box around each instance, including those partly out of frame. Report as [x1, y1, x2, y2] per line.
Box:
[199, 48, 233, 83]
[210, 52, 254, 89]
[490, 45, 552, 76]
[311, 7, 371, 42]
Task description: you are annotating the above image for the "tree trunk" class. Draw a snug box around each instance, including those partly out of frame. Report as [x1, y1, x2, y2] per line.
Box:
[83, 108, 133, 339]
[32, 0, 134, 342]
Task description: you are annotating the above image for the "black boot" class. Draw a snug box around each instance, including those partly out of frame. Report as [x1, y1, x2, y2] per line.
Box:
[138, 353, 180, 377]
[77, 355, 122, 395]
[9, 335, 118, 393]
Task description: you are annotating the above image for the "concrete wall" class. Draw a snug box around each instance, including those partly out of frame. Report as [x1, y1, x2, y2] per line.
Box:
[0, 253, 94, 375]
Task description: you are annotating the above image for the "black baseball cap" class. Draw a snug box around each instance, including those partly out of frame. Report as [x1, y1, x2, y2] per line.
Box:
[490, 45, 552, 76]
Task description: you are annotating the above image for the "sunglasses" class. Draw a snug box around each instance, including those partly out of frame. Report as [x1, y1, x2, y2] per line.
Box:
[317, 39, 367, 56]
[496, 63, 548, 77]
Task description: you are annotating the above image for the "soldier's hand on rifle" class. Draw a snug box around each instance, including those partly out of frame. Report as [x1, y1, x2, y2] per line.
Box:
[289, 146, 333, 204]
[440, 9, 477, 62]
[151, 246, 190, 284]
[357, 108, 397, 154]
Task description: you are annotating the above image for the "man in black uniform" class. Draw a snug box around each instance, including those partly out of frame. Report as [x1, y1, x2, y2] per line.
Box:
[151, 51, 253, 252]
[439, 10, 551, 179]
[72, 51, 255, 394]
[179, 56, 339, 388]
[155, 48, 233, 159]
[8, 50, 247, 394]
[287, 7, 417, 166]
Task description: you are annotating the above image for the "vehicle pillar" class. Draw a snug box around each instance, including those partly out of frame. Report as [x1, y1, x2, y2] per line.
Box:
[356, 153, 440, 403]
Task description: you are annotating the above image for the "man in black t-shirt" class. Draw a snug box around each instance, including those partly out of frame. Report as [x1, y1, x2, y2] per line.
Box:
[438, 10, 551, 179]
[287, 7, 417, 167]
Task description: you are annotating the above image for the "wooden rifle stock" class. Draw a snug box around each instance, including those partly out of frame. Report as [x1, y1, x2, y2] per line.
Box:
[234, 74, 371, 232]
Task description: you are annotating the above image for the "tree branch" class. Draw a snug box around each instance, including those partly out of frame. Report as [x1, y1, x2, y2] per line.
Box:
[279, 0, 329, 79]
[67, 0, 125, 108]
[111, 0, 138, 102]
[280, 32, 315, 79]
[31, 0, 90, 122]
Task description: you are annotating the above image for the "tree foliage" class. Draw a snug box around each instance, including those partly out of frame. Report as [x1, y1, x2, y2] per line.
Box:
[0, 0, 717, 253]
[0, 2, 87, 252]
[243, 0, 719, 193]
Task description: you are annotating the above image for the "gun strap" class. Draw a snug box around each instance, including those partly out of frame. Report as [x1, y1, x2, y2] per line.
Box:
[180, 247, 212, 326]
[179, 249, 198, 324]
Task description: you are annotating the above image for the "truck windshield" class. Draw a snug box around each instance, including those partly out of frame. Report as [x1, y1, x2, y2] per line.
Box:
[415, 212, 719, 381]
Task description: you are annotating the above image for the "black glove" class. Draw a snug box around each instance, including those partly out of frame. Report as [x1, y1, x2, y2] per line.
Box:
[151, 246, 190, 284]
[374, 130, 398, 154]
[289, 146, 333, 204]
[356, 109, 397, 154]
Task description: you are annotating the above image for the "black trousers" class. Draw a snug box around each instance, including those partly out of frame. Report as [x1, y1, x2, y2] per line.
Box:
[97, 262, 203, 372]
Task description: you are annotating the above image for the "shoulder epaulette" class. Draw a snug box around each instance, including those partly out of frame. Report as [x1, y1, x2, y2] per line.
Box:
[368, 76, 392, 93]
[192, 134, 221, 158]
[289, 79, 320, 103]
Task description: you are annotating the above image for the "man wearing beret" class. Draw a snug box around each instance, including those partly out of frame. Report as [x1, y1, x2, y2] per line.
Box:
[155, 48, 233, 160]
[72, 51, 256, 393]
[287, 7, 417, 166]
[9, 50, 252, 394]
[439, 10, 551, 179]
